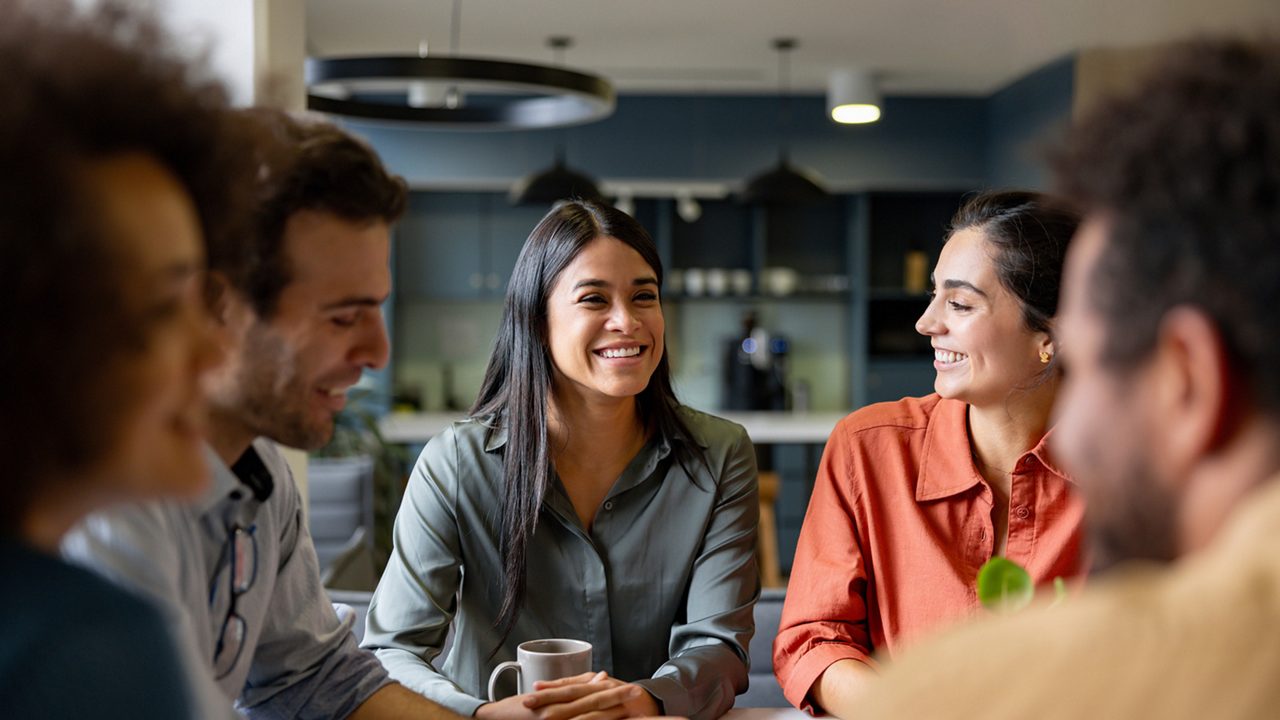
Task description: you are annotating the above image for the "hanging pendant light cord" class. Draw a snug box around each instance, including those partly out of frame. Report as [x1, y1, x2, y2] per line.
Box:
[549, 36, 573, 166]
[450, 0, 462, 54]
[774, 38, 796, 163]
[440, 0, 466, 107]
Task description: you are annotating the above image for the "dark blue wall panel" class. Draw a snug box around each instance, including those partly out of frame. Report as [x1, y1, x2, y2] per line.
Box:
[985, 55, 1076, 190]
[342, 94, 989, 190]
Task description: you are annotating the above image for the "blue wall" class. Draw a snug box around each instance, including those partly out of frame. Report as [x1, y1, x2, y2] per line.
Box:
[345, 57, 1076, 194]
[344, 94, 989, 190]
[985, 55, 1076, 189]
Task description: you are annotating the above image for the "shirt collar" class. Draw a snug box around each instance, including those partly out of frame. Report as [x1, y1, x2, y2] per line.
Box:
[1026, 427, 1072, 481]
[543, 433, 674, 529]
[196, 441, 275, 519]
[610, 433, 673, 496]
[916, 398, 984, 501]
[197, 443, 249, 516]
[483, 421, 507, 453]
[915, 398, 1073, 502]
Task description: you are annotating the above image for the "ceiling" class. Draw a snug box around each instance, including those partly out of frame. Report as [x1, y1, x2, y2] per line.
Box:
[305, 0, 1280, 97]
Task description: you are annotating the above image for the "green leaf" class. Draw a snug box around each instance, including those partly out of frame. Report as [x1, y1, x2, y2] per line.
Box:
[976, 556, 1034, 614]
[1050, 576, 1068, 608]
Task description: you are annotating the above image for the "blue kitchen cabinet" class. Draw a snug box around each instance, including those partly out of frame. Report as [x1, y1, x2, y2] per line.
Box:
[396, 193, 485, 300]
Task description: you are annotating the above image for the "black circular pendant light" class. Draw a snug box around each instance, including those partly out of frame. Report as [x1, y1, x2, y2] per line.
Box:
[307, 56, 614, 130]
[306, 1, 614, 131]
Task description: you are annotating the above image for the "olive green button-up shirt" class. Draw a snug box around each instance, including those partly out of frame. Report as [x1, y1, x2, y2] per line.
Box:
[362, 407, 760, 720]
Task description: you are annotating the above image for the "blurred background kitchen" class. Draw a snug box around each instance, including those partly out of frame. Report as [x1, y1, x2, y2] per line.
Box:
[157, 0, 1280, 584]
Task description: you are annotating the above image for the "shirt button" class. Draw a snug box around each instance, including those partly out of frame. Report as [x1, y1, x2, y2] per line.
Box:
[1015, 505, 1031, 520]
[603, 501, 614, 511]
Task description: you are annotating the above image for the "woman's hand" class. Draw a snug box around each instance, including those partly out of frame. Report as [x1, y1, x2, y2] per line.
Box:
[522, 671, 660, 720]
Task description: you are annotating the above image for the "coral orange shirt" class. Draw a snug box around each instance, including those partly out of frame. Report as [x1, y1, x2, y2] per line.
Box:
[773, 394, 1085, 712]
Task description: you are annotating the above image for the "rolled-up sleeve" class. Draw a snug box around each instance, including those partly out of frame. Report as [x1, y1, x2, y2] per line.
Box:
[635, 428, 759, 720]
[362, 427, 481, 717]
[773, 424, 878, 712]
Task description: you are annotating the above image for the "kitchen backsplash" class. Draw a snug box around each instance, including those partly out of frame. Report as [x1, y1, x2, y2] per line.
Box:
[393, 298, 850, 414]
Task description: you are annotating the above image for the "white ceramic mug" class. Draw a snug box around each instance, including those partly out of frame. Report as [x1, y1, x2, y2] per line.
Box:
[487, 638, 593, 701]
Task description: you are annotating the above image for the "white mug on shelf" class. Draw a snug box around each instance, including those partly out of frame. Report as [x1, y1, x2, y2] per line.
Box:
[706, 267, 729, 296]
[666, 269, 684, 296]
[683, 268, 706, 297]
[763, 266, 799, 296]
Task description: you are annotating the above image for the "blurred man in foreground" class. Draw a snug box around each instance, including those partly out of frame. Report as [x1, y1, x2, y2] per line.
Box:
[860, 38, 1280, 719]
[65, 110, 465, 719]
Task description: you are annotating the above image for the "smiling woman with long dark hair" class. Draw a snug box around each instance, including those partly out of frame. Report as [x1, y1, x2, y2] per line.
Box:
[363, 200, 759, 720]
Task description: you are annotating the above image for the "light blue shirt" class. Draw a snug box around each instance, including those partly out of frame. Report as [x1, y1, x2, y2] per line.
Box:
[362, 407, 760, 720]
[64, 440, 392, 719]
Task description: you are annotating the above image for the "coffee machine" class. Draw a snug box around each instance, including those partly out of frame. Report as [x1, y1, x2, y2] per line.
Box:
[722, 311, 788, 411]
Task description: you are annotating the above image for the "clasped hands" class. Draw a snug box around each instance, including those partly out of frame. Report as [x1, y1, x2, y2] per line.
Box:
[476, 671, 665, 720]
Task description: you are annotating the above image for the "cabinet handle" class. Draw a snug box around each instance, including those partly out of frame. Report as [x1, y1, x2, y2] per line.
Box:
[469, 273, 483, 289]
[486, 273, 500, 290]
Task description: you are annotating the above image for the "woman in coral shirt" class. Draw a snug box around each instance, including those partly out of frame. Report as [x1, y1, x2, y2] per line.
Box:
[774, 190, 1086, 717]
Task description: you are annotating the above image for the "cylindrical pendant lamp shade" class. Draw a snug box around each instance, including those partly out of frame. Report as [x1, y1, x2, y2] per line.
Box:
[828, 69, 881, 124]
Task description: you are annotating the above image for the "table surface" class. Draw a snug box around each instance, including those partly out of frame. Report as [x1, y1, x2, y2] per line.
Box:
[725, 708, 808, 720]
[380, 410, 848, 445]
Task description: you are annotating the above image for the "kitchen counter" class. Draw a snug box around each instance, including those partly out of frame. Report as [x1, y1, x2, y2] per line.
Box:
[379, 410, 847, 445]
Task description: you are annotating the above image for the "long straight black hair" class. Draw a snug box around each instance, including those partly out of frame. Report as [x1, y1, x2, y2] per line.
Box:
[470, 199, 698, 645]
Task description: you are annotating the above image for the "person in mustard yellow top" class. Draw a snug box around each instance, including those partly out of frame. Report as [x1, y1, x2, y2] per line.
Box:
[773, 190, 1086, 717]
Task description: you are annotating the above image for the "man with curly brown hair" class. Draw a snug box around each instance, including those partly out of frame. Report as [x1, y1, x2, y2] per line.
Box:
[856, 38, 1280, 720]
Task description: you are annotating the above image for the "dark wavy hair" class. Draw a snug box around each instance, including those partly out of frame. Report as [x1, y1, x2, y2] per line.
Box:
[223, 109, 408, 318]
[1052, 39, 1280, 416]
[948, 190, 1081, 332]
[470, 200, 699, 644]
[0, 0, 251, 532]
[947, 190, 1081, 377]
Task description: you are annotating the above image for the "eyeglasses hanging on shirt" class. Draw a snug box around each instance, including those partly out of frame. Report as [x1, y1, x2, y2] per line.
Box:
[212, 523, 258, 679]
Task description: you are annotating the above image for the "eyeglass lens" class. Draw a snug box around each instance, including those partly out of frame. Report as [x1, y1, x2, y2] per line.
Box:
[213, 525, 257, 679]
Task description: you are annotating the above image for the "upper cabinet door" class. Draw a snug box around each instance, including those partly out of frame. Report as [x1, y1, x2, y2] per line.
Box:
[396, 193, 484, 301]
[396, 192, 553, 300]
[487, 201, 550, 297]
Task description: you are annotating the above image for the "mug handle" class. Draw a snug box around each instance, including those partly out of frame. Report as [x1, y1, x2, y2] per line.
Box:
[487, 661, 522, 701]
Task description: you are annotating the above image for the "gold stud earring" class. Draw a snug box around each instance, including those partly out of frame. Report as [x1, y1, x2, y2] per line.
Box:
[1039, 350, 1051, 364]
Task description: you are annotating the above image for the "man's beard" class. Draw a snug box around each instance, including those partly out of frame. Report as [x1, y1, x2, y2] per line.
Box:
[234, 329, 335, 451]
[1086, 458, 1180, 575]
